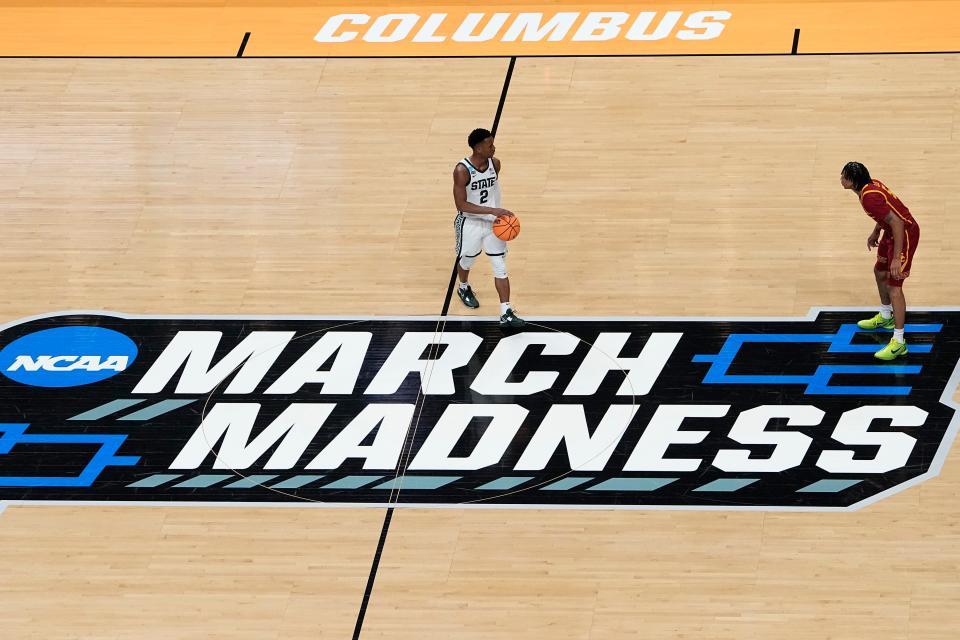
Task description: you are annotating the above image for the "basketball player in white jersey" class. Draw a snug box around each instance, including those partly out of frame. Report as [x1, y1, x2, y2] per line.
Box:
[453, 128, 525, 329]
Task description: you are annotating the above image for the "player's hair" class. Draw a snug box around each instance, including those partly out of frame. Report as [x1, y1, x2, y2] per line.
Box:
[468, 128, 493, 149]
[842, 162, 872, 190]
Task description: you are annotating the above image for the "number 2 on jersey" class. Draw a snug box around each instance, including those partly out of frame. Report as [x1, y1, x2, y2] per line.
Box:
[479, 189, 488, 204]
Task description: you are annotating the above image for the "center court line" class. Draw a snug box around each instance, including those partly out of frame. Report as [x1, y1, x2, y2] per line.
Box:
[350, 56, 518, 640]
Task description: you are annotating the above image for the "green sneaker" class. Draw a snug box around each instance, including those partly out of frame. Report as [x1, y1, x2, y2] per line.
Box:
[457, 285, 479, 309]
[857, 313, 895, 330]
[499, 308, 526, 329]
[874, 338, 908, 361]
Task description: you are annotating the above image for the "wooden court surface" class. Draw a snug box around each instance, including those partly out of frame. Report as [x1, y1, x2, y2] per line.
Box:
[1, 54, 960, 638]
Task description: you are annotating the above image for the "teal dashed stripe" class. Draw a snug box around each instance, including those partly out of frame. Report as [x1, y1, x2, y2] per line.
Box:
[476, 476, 535, 491]
[118, 399, 196, 421]
[127, 474, 181, 488]
[589, 477, 678, 491]
[321, 476, 383, 489]
[225, 475, 278, 489]
[270, 475, 325, 489]
[694, 478, 759, 492]
[68, 399, 146, 421]
[798, 479, 861, 493]
[541, 477, 592, 491]
[173, 475, 233, 488]
[374, 476, 460, 490]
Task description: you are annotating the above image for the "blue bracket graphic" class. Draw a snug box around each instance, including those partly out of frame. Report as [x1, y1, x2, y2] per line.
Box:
[0, 423, 140, 487]
[692, 323, 941, 395]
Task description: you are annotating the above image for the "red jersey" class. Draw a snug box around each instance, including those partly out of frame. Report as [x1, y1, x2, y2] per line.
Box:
[859, 179, 918, 235]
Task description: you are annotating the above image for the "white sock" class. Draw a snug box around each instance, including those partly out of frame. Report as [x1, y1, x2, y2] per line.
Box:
[880, 304, 893, 319]
[500, 302, 511, 315]
[894, 328, 905, 343]
[459, 282, 469, 291]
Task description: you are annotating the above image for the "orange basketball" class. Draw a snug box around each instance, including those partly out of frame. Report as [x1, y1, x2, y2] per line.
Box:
[492, 214, 521, 241]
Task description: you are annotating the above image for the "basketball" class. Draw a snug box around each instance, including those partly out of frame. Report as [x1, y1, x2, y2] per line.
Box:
[493, 214, 521, 241]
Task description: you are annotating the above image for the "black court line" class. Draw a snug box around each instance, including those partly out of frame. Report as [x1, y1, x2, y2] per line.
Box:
[236, 32, 250, 58]
[351, 508, 393, 639]
[350, 264, 458, 640]
[351, 57, 517, 640]
[3, 50, 960, 60]
[440, 259, 460, 317]
[792, 29, 801, 55]
[491, 57, 516, 137]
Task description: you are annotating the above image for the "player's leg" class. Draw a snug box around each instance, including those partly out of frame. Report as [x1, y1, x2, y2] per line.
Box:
[889, 285, 906, 332]
[874, 229, 917, 361]
[482, 233, 524, 328]
[494, 275, 510, 304]
[875, 267, 892, 307]
[857, 238, 895, 330]
[875, 282, 908, 360]
[490, 261, 524, 329]
[457, 253, 481, 308]
[455, 214, 481, 309]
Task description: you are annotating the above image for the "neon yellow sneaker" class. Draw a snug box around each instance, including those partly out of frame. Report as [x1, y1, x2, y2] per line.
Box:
[857, 313, 896, 330]
[874, 338, 908, 361]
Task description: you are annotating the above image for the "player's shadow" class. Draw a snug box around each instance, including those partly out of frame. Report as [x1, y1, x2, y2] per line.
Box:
[862, 330, 893, 346]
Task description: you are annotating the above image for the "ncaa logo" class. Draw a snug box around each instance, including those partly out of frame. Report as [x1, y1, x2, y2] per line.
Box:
[0, 326, 137, 387]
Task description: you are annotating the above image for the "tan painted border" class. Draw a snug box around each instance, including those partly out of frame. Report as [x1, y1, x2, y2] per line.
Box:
[0, 2, 957, 56]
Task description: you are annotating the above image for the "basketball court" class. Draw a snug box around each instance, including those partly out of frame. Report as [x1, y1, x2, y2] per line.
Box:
[1, 3, 960, 638]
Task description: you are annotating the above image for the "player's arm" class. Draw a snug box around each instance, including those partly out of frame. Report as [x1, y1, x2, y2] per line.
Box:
[493, 157, 501, 175]
[453, 164, 512, 220]
[867, 221, 882, 250]
[862, 192, 886, 250]
[884, 211, 905, 278]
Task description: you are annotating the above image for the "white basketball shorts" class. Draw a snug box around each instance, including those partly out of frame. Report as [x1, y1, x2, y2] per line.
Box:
[454, 212, 508, 257]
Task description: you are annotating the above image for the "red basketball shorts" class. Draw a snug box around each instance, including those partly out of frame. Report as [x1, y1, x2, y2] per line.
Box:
[875, 225, 920, 288]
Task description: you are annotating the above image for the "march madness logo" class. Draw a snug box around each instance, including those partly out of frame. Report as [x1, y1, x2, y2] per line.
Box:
[1, 310, 958, 511]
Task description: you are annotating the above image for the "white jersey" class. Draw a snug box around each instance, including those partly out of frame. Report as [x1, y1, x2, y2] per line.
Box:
[453, 156, 507, 257]
[458, 157, 501, 210]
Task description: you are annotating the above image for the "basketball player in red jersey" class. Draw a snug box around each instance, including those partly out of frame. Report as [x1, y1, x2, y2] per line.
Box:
[841, 162, 920, 360]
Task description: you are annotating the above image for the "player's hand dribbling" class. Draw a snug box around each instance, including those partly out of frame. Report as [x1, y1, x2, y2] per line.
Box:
[492, 208, 515, 219]
[867, 231, 880, 250]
